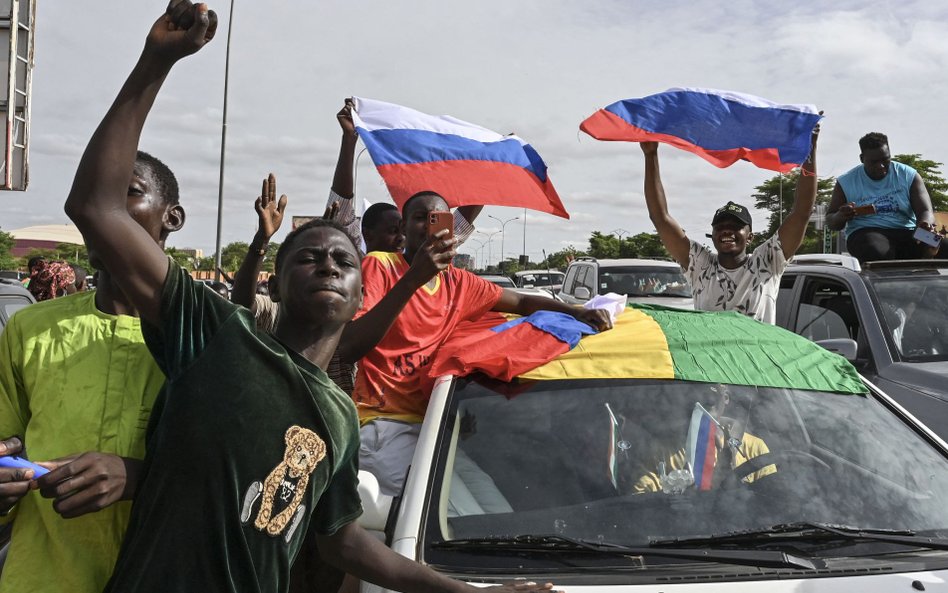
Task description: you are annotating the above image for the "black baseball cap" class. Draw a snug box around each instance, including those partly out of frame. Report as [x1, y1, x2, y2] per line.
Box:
[711, 201, 752, 228]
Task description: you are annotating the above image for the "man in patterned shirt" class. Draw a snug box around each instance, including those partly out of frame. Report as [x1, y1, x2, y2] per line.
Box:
[636, 127, 819, 324]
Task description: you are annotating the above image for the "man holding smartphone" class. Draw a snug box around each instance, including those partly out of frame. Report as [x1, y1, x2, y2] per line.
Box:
[826, 132, 939, 263]
[336, 192, 613, 496]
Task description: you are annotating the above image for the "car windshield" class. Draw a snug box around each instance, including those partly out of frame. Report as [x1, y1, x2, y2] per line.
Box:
[599, 266, 691, 298]
[516, 273, 563, 287]
[425, 378, 948, 558]
[870, 272, 948, 362]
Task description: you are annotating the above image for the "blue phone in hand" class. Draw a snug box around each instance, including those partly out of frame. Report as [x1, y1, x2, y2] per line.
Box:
[0, 456, 49, 478]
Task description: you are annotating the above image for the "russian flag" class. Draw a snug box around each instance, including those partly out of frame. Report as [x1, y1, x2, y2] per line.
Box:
[352, 97, 569, 218]
[685, 403, 719, 491]
[580, 88, 822, 173]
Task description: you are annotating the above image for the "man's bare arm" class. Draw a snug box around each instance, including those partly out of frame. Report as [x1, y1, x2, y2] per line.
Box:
[318, 522, 555, 593]
[64, 7, 216, 326]
[909, 174, 936, 229]
[640, 143, 691, 267]
[332, 99, 358, 199]
[492, 290, 612, 331]
[824, 182, 854, 232]
[777, 125, 820, 259]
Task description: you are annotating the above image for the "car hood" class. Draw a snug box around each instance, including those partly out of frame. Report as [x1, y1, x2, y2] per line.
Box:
[878, 361, 948, 400]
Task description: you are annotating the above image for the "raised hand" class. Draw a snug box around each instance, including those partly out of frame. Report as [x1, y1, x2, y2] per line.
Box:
[255, 173, 288, 240]
[0, 436, 34, 513]
[34, 452, 141, 519]
[337, 99, 357, 139]
[144, 2, 218, 65]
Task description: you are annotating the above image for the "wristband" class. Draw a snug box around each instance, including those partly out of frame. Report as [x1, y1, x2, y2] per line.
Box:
[249, 243, 268, 257]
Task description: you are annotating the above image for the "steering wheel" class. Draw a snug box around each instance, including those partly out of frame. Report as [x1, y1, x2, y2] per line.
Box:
[732, 449, 831, 483]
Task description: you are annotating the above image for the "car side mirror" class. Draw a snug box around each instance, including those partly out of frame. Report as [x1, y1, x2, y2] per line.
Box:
[575, 286, 591, 300]
[816, 338, 858, 362]
[356, 470, 393, 532]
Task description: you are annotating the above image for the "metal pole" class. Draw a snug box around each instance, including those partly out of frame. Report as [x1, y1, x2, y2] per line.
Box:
[213, 0, 235, 282]
[488, 215, 519, 270]
[522, 208, 527, 264]
[779, 174, 784, 227]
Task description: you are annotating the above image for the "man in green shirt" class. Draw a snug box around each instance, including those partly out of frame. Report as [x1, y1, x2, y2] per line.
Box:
[0, 149, 185, 593]
[64, 5, 552, 593]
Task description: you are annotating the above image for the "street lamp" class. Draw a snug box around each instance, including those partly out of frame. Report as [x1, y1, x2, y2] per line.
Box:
[213, 0, 236, 282]
[488, 215, 519, 270]
[476, 230, 500, 269]
[467, 238, 485, 270]
[612, 228, 629, 257]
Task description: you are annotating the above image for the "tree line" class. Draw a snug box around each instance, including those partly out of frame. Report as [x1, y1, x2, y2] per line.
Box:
[2, 154, 945, 275]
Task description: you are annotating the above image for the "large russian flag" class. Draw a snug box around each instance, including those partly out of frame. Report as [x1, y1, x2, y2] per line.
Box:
[580, 88, 822, 173]
[352, 97, 569, 218]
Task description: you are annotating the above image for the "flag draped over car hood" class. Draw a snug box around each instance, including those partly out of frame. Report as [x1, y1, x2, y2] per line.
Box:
[519, 305, 867, 395]
[580, 88, 821, 173]
[352, 96, 568, 218]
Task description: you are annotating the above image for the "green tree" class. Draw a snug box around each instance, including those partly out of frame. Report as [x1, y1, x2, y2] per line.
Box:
[0, 230, 16, 270]
[216, 242, 250, 271]
[165, 247, 195, 271]
[21, 243, 91, 272]
[893, 154, 948, 212]
[749, 170, 836, 254]
[626, 232, 670, 259]
[538, 246, 586, 270]
[588, 231, 620, 258]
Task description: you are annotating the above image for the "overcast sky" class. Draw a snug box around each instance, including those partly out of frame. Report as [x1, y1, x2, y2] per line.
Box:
[4, 0, 947, 265]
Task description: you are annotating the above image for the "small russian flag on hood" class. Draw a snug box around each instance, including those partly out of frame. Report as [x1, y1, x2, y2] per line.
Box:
[580, 88, 821, 173]
[352, 97, 568, 218]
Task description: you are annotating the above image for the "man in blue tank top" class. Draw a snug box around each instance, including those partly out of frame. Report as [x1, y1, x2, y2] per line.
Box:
[826, 132, 939, 262]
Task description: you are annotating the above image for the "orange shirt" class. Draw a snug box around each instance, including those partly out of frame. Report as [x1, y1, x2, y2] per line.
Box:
[353, 252, 502, 423]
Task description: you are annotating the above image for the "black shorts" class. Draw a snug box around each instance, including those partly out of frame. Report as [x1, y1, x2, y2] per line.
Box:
[846, 227, 928, 263]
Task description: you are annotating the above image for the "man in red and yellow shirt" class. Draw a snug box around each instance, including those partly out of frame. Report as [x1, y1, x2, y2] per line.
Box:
[339, 191, 612, 494]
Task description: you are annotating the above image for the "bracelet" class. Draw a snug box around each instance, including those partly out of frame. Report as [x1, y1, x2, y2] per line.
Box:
[249, 243, 268, 257]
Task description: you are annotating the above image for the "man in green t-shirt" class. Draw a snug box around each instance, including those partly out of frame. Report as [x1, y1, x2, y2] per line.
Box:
[63, 5, 554, 593]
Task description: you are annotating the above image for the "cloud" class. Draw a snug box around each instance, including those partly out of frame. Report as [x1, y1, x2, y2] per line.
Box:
[6, 0, 947, 261]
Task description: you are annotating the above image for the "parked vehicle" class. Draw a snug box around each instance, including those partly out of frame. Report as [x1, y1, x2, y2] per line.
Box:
[477, 273, 553, 299]
[0, 278, 34, 330]
[359, 306, 948, 592]
[559, 257, 693, 309]
[476, 274, 515, 289]
[512, 270, 565, 293]
[777, 257, 948, 440]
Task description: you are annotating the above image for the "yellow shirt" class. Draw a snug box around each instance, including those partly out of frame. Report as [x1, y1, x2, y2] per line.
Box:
[634, 433, 776, 494]
[0, 291, 165, 593]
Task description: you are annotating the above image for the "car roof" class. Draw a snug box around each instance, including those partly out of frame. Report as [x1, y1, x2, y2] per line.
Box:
[787, 257, 948, 279]
[573, 258, 680, 268]
[0, 278, 33, 299]
[514, 270, 563, 276]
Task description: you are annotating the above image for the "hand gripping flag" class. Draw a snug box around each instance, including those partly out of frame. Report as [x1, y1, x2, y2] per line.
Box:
[352, 97, 569, 218]
[580, 88, 822, 173]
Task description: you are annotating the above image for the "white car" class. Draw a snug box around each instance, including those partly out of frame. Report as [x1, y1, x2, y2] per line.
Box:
[359, 306, 948, 592]
[559, 258, 694, 310]
[513, 270, 565, 294]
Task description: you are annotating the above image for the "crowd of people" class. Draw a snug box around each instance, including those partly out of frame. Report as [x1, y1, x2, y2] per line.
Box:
[0, 3, 943, 593]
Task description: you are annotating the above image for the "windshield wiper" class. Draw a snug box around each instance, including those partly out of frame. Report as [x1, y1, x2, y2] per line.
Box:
[652, 522, 948, 551]
[433, 534, 817, 570]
